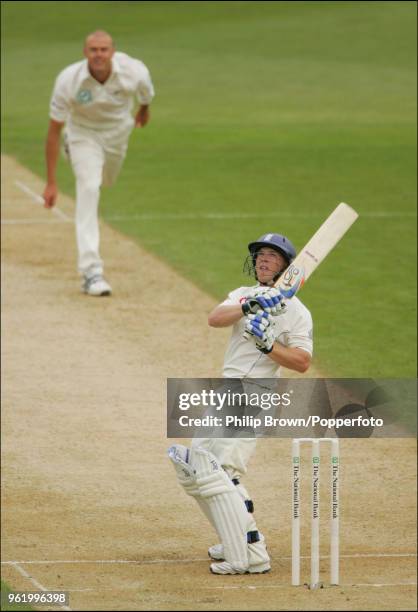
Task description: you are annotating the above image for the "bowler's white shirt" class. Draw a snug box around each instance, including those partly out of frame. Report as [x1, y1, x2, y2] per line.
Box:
[49, 52, 155, 131]
[221, 286, 313, 378]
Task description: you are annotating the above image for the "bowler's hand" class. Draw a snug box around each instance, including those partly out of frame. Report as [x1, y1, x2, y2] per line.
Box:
[43, 183, 58, 208]
[135, 105, 150, 127]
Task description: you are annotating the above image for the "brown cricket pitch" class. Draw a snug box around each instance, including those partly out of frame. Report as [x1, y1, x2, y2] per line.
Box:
[1, 155, 416, 611]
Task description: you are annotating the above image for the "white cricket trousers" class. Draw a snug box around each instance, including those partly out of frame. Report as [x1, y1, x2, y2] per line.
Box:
[191, 438, 257, 480]
[66, 128, 129, 278]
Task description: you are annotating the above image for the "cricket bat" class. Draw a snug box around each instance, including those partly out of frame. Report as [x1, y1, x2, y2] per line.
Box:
[277, 202, 359, 299]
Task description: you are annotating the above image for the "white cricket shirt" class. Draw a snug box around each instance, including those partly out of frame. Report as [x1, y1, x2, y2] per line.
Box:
[221, 286, 313, 378]
[49, 51, 155, 132]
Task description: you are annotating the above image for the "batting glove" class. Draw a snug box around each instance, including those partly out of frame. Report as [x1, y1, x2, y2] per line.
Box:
[242, 287, 286, 317]
[244, 313, 276, 354]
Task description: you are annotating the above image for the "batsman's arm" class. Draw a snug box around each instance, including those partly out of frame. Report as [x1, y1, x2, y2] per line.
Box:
[43, 119, 64, 208]
[267, 344, 311, 373]
[208, 304, 244, 328]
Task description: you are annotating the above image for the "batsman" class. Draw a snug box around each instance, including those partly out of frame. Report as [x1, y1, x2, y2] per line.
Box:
[168, 233, 313, 574]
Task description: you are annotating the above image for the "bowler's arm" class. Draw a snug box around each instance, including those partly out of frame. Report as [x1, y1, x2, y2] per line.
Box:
[43, 119, 64, 208]
[135, 105, 150, 127]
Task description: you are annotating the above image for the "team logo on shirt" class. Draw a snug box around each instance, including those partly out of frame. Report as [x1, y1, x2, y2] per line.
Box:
[76, 89, 93, 104]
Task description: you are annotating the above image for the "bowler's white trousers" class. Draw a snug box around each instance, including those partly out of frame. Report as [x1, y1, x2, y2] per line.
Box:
[65, 120, 134, 277]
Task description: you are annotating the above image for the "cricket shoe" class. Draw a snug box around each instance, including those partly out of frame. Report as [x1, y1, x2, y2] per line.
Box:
[208, 543, 224, 561]
[208, 533, 268, 562]
[209, 533, 270, 574]
[82, 275, 112, 297]
[210, 561, 271, 575]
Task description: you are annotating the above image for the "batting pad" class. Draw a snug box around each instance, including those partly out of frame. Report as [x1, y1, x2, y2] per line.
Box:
[190, 447, 251, 573]
[168, 444, 198, 496]
[167, 444, 219, 535]
[234, 481, 270, 567]
[234, 481, 257, 531]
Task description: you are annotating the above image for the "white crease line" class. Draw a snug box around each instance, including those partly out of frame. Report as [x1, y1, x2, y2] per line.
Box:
[11, 562, 47, 591]
[5, 558, 416, 596]
[103, 211, 417, 222]
[10, 180, 416, 224]
[2, 552, 416, 566]
[11, 562, 72, 611]
[2, 559, 164, 565]
[14, 180, 72, 222]
[337, 553, 417, 559]
[7, 561, 417, 594]
[1, 218, 70, 225]
[207, 582, 417, 590]
[7, 187, 416, 225]
[352, 582, 417, 588]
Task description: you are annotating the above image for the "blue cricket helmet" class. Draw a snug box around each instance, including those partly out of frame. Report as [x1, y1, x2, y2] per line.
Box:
[248, 233, 296, 264]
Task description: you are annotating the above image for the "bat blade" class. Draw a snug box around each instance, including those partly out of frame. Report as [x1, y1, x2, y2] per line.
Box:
[243, 202, 358, 341]
[277, 202, 359, 299]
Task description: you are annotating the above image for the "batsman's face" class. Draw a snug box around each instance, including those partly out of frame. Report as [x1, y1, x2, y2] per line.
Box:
[84, 34, 114, 77]
[255, 248, 287, 284]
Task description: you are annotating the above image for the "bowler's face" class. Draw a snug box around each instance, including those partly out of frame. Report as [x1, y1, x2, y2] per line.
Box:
[255, 247, 287, 284]
[84, 35, 114, 75]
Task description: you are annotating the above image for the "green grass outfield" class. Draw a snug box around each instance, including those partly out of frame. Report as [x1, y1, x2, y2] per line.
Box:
[2, 1, 416, 377]
[0, 582, 34, 611]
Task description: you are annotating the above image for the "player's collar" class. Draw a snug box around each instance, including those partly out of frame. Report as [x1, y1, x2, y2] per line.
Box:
[80, 60, 91, 81]
[111, 54, 121, 74]
[81, 55, 120, 83]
